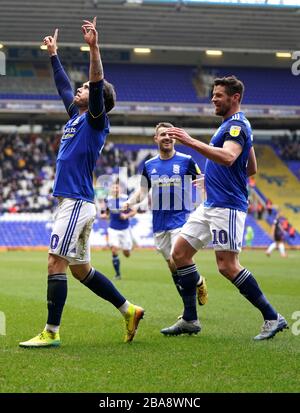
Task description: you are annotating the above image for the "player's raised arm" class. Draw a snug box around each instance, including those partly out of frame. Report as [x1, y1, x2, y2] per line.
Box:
[82, 17, 103, 83]
[43, 29, 78, 118]
[82, 17, 107, 130]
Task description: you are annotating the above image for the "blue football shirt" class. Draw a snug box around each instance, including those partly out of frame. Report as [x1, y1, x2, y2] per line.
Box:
[53, 113, 109, 203]
[204, 112, 253, 212]
[106, 194, 130, 230]
[142, 151, 200, 233]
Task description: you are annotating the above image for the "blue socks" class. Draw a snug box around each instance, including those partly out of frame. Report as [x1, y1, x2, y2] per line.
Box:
[172, 272, 183, 296]
[47, 273, 67, 326]
[177, 264, 199, 321]
[233, 268, 277, 320]
[112, 255, 120, 277]
[81, 268, 126, 308]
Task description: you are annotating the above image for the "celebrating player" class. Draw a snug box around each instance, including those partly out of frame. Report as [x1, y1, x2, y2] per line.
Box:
[161, 76, 288, 340]
[19, 18, 144, 348]
[124, 122, 208, 329]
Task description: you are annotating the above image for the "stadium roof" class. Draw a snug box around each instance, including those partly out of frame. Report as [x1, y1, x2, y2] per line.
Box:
[0, 0, 300, 53]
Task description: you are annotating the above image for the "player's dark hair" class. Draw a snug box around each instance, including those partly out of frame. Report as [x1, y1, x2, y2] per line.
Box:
[103, 79, 116, 113]
[155, 122, 174, 135]
[213, 76, 244, 103]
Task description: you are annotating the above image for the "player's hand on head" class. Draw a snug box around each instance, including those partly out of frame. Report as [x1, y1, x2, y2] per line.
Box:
[82, 16, 98, 47]
[43, 28, 58, 57]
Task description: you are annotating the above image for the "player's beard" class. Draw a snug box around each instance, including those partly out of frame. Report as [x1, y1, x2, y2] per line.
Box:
[73, 95, 88, 109]
[159, 141, 174, 155]
[215, 98, 232, 117]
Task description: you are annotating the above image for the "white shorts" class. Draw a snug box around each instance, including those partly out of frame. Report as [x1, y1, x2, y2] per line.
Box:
[154, 227, 182, 260]
[180, 205, 246, 253]
[107, 227, 133, 251]
[49, 198, 96, 265]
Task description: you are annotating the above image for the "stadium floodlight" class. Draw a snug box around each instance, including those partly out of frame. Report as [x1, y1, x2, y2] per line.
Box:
[125, 0, 143, 4]
[276, 52, 292, 58]
[134, 47, 151, 54]
[0, 44, 3, 49]
[80, 45, 90, 52]
[40, 45, 48, 50]
[206, 50, 223, 56]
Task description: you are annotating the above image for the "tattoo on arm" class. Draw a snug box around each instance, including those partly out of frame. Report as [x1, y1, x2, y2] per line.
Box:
[90, 58, 103, 79]
[89, 47, 104, 82]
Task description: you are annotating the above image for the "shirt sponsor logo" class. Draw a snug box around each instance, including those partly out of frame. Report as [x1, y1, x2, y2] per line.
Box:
[229, 125, 241, 137]
[151, 176, 182, 187]
[62, 126, 76, 140]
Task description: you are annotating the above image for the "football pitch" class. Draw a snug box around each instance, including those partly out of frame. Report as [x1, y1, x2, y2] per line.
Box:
[0, 249, 299, 393]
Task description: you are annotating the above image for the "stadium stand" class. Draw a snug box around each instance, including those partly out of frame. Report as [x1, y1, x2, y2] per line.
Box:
[243, 214, 272, 247]
[1, 132, 298, 248]
[1, 63, 298, 106]
[254, 145, 300, 227]
[285, 161, 300, 180]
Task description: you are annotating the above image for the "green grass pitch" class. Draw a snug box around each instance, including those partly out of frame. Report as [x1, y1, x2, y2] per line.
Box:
[0, 249, 299, 393]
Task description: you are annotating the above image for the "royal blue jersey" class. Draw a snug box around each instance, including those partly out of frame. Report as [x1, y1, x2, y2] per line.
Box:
[204, 112, 253, 212]
[51, 55, 109, 203]
[53, 113, 109, 202]
[105, 194, 130, 230]
[142, 151, 200, 233]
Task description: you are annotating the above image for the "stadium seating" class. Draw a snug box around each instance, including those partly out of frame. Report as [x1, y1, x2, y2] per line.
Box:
[0, 63, 298, 106]
[243, 214, 272, 247]
[285, 161, 300, 180]
[1, 134, 299, 248]
[254, 145, 300, 229]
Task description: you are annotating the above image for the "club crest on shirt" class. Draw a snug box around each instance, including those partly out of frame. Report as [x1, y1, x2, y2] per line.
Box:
[71, 116, 81, 126]
[229, 125, 241, 137]
[173, 164, 180, 174]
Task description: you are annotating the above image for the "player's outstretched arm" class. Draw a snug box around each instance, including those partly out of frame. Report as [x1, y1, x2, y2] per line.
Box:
[43, 29, 77, 117]
[167, 127, 242, 166]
